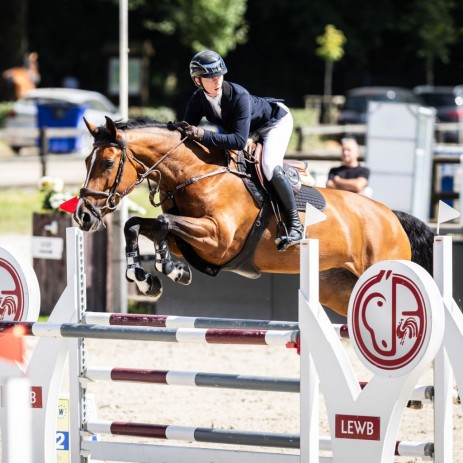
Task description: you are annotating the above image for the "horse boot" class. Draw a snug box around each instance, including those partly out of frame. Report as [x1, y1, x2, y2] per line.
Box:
[270, 166, 305, 252]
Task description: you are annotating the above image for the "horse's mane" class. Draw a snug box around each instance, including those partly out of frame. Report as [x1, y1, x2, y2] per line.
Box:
[94, 117, 174, 144]
[114, 117, 168, 131]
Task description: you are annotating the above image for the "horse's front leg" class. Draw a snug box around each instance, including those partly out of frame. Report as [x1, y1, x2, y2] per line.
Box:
[125, 215, 192, 287]
[124, 216, 163, 299]
[154, 240, 192, 285]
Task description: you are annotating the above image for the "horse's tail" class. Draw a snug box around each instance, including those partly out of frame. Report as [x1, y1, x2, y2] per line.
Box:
[393, 210, 434, 274]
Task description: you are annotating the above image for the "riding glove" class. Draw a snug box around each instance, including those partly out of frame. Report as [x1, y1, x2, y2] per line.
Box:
[184, 125, 204, 142]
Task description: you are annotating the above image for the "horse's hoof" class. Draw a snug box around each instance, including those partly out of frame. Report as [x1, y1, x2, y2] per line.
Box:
[146, 274, 163, 299]
[177, 268, 192, 285]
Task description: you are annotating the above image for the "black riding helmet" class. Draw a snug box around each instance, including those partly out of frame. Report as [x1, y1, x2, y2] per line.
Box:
[190, 50, 228, 89]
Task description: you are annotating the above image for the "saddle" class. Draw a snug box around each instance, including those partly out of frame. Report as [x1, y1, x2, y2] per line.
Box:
[236, 140, 326, 213]
[242, 140, 316, 195]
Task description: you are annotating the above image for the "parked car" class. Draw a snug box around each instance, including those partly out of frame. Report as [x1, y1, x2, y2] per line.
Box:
[337, 86, 424, 125]
[413, 85, 463, 143]
[5, 87, 122, 153]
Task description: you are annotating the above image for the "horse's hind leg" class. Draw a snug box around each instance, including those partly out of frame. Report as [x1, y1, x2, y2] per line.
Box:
[319, 268, 358, 317]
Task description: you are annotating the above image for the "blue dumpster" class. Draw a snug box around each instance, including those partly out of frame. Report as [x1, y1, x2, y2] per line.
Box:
[37, 102, 87, 153]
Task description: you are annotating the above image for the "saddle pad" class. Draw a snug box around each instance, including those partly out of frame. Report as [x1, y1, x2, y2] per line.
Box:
[295, 185, 326, 211]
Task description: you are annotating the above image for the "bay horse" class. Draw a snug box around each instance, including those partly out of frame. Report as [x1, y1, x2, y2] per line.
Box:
[73, 116, 434, 317]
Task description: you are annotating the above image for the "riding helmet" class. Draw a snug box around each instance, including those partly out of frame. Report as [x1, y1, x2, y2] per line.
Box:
[189, 50, 228, 79]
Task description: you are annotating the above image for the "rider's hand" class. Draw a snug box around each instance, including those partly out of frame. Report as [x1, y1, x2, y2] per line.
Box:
[184, 125, 204, 142]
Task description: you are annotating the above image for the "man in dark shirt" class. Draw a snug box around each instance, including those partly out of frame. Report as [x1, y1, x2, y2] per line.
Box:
[326, 137, 370, 194]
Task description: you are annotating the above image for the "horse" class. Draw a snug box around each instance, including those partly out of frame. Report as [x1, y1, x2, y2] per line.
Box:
[73, 116, 434, 317]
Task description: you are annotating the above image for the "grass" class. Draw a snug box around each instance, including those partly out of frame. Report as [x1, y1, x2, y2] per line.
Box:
[0, 188, 42, 234]
[0, 184, 161, 235]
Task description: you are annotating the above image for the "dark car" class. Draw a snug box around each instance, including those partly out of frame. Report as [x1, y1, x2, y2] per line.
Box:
[413, 85, 463, 143]
[337, 86, 424, 125]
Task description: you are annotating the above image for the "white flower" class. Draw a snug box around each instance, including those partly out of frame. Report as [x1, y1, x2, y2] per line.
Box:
[38, 176, 54, 192]
[38, 176, 64, 193]
[52, 178, 64, 193]
[48, 192, 72, 210]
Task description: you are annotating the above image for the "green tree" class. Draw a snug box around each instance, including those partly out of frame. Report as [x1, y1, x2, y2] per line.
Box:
[143, 0, 248, 56]
[315, 24, 346, 123]
[398, 0, 458, 85]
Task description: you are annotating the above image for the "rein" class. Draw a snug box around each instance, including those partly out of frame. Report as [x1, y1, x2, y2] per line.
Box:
[78, 130, 249, 219]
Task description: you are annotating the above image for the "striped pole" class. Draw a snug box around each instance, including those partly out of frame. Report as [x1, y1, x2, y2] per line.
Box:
[0, 321, 298, 346]
[84, 313, 299, 330]
[84, 367, 299, 392]
[84, 312, 351, 339]
[84, 421, 434, 457]
[85, 367, 456, 408]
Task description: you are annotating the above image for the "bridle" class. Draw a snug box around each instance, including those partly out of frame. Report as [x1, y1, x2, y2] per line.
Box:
[76, 129, 247, 223]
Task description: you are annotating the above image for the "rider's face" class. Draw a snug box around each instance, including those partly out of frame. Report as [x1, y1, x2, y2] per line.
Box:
[200, 75, 223, 97]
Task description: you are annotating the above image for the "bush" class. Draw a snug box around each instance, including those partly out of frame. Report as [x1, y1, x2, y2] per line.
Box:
[0, 102, 13, 128]
[129, 106, 176, 122]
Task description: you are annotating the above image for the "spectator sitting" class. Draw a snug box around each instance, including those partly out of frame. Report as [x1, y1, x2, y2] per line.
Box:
[326, 137, 371, 195]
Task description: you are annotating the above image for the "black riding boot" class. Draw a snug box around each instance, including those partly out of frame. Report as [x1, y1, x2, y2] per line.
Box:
[270, 166, 304, 251]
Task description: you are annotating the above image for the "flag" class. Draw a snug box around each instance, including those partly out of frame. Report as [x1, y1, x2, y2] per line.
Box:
[0, 325, 26, 365]
[304, 202, 327, 235]
[437, 200, 461, 235]
[59, 196, 79, 214]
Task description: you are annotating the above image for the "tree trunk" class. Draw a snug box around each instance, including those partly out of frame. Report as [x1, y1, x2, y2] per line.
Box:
[321, 60, 333, 124]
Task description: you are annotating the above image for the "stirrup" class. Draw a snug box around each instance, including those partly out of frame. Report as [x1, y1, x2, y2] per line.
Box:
[276, 235, 301, 252]
[275, 227, 303, 251]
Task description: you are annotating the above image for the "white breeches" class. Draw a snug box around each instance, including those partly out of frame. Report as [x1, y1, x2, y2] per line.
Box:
[257, 103, 293, 181]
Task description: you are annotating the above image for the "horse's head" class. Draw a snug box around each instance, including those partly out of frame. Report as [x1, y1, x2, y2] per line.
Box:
[73, 116, 139, 232]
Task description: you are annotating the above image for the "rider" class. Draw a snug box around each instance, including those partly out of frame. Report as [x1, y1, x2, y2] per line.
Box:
[182, 50, 304, 251]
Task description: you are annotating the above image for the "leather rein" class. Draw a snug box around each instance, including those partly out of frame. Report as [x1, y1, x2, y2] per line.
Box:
[78, 131, 248, 221]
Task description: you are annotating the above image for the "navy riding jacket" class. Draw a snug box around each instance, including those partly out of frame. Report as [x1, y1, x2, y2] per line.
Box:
[183, 81, 287, 151]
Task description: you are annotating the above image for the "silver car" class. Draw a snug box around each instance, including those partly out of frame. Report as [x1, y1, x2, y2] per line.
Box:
[5, 87, 122, 154]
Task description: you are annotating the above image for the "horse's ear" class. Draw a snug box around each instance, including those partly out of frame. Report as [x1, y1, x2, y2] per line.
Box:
[105, 116, 118, 140]
[84, 117, 99, 139]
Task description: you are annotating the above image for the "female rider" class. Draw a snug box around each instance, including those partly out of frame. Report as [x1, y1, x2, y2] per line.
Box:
[182, 50, 304, 251]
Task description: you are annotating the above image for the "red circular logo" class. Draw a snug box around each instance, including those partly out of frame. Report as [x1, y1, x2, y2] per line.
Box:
[350, 269, 427, 371]
[0, 257, 25, 321]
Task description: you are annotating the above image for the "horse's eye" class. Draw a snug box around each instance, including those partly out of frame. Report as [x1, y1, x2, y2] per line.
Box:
[102, 159, 115, 170]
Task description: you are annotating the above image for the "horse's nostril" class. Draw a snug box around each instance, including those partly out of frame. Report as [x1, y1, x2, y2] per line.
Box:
[82, 212, 91, 223]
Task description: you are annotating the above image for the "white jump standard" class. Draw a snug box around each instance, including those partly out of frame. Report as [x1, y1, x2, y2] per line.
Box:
[0, 227, 462, 463]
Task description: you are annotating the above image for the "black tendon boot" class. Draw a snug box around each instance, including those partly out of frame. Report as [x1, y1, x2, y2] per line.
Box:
[270, 166, 304, 251]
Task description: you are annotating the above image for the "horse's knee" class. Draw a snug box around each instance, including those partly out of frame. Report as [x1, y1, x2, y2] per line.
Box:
[154, 214, 171, 235]
[124, 216, 142, 237]
[124, 217, 143, 250]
